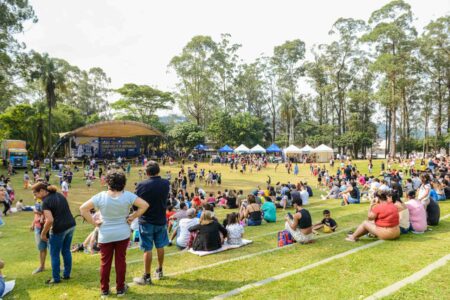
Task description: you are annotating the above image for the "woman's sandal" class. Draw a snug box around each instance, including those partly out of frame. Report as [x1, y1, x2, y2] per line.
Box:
[345, 236, 357, 242]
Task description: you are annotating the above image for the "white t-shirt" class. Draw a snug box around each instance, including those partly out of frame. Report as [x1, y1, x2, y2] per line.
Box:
[176, 217, 199, 248]
[300, 190, 309, 205]
[91, 191, 137, 243]
[61, 181, 69, 192]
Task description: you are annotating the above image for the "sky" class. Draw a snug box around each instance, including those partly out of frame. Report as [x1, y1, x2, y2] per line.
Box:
[17, 0, 450, 115]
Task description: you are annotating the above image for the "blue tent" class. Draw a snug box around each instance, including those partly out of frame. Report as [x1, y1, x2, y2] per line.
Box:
[194, 144, 208, 151]
[266, 143, 282, 153]
[218, 145, 234, 153]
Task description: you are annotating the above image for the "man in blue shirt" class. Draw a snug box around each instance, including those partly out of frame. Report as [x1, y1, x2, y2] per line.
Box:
[133, 161, 170, 285]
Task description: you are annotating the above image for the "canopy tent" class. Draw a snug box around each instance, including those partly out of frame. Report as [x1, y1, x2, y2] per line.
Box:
[218, 145, 234, 153]
[311, 144, 334, 162]
[234, 144, 250, 154]
[266, 143, 282, 153]
[250, 144, 266, 154]
[299, 145, 314, 153]
[284, 145, 302, 154]
[193, 144, 208, 151]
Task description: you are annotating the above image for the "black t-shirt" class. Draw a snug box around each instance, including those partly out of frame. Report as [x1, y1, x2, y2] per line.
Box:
[136, 176, 170, 225]
[189, 221, 228, 251]
[42, 192, 75, 234]
[427, 199, 440, 226]
[321, 218, 337, 229]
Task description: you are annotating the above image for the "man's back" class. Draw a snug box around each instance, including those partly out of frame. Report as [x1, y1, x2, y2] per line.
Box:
[136, 176, 170, 226]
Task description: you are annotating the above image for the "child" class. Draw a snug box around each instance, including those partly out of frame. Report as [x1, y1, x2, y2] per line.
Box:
[225, 213, 244, 245]
[86, 177, 92, 189]
[138, 169, 143, 181]
[23, 171, 30, 189]
[313, 210, 337, 234]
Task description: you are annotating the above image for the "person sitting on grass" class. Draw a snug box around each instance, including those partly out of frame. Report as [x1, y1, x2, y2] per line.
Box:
[239, 194, 262, 226]
[169, 208, 199, 249]
[189, 210, 227, 251]
[346, 192, 400, 242]
[390, 191, 410, 235]
[321, 183, 340, 200]
[261, 197, 276, 223]
[405, 191, 427, 234]
[284, 198, 314, 243]
[225, 212, 244, 245]
[341, 181, 360, 206]
[312, 209, 337, 234]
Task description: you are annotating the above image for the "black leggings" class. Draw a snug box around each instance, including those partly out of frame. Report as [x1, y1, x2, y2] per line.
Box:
[3, 201, 10, 215]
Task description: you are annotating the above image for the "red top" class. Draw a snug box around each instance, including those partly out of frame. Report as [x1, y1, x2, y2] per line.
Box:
[166, 211, 176, 221]
[372, 202, 399, 227]
[192, 196, 202, 207]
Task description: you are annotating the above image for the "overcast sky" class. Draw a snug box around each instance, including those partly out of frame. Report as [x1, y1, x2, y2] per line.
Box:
[18, 0, 450, 114]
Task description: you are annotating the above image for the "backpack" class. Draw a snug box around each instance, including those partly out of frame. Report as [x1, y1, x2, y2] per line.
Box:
[277, 230, 293, 247]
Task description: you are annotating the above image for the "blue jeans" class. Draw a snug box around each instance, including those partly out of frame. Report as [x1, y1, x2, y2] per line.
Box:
[0, 275, 4, 297]
[49, 226, 75, 282]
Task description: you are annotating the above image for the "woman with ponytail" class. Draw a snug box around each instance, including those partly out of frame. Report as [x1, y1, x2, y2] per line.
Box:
[32, 182, 76, 284]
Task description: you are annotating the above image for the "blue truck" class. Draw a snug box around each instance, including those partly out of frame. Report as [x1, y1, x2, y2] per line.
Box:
[1, 140, 28, 168]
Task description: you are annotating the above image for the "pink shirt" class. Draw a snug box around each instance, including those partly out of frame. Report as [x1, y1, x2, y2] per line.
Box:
[406, 200, 427, 232]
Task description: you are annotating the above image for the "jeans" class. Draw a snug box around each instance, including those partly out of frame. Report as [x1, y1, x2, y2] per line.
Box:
[49, 226, 75, 282]
[99, 238, 129, 292]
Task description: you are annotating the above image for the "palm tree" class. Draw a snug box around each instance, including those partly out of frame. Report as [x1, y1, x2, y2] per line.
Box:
[28, 52, 67, 156]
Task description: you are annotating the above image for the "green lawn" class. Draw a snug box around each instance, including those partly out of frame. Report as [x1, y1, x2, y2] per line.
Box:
[1, 160, 449, 299]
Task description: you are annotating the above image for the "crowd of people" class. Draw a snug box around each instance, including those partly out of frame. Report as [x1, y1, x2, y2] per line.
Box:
[0, 154, 449, 298]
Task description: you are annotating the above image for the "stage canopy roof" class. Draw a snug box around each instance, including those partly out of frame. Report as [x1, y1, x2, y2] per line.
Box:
[61, 120, 163, 138]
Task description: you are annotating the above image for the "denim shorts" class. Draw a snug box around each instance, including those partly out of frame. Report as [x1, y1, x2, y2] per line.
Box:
[34, 228, 48, 251]
[247, 219, 262, 226]
[0, 275, 5, 298]
[139, 223, 169, 251]
[348, 196, 360, 204]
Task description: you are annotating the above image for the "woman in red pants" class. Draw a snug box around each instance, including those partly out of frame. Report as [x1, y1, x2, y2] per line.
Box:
[80, 170, 148, 297]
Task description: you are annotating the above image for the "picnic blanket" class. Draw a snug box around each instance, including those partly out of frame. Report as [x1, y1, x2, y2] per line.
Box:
[188, 239, 253, 256]
[1, 280, 15, 298]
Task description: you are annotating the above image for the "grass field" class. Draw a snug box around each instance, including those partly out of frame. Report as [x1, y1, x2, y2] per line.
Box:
[1, 160, 449, 300]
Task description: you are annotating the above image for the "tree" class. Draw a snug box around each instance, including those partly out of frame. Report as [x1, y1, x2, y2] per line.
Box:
[0, 0, 36, 108]
[112, 83, 173, 124]
[169, 36, 218, 128]
[212, 33, 241, 112]
[22, 51, 69, 155]
[362, 0, 417, 157]
[272, 39, 306, 144]
[169, 122, 205, 150]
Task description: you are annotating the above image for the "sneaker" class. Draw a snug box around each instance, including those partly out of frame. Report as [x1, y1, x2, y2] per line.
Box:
[45, 278, 60, 285]
[32, 267, 44, 275]
[117, 285, 129, 297]
[155, 268, 163, 280]
[101, 290, 110, 298]
[133, 274, 152, 285]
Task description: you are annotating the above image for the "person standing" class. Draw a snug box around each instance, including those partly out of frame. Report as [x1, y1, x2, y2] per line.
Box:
[32, 182, 76, 284]
[80, 170, 149, 297]
[61, 178, 69, 198]
[133, 161, 170, 285]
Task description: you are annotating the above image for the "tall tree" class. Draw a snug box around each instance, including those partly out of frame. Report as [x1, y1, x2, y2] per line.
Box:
[170, 36, 218, 128]
[22, 52, 69, 155]
[363, 0, 417, 157]
[112, 83, 173, 124]
[272, 39, 306, 145]
[0, 0, 36, 108]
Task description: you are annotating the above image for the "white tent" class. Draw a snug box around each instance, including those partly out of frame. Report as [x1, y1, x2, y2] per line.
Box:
[234, 144, 250, 154]
[299, 145, 314, 153]
[284, 145, 302, 154]
[250, 144, 266, 153]
[311, 144, 334, 162]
